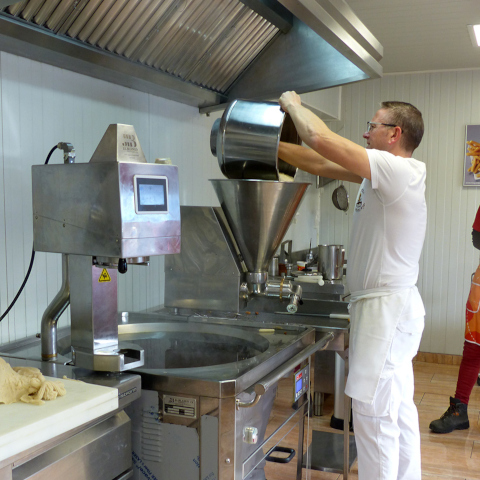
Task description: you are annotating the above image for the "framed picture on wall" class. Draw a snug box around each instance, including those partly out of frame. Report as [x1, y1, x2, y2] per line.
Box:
[464, 125, 480, 186]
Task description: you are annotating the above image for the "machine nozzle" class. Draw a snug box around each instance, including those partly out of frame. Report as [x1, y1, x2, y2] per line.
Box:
[57, 142, 76, 164]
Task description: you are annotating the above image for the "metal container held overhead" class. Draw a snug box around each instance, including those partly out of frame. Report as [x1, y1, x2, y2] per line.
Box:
[210, 100, 301, 181]
[210, 179, 308, 274]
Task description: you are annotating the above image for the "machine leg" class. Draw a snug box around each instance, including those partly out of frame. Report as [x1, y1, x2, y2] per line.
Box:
[313, 391, 325, 416]
[297, 401, 306, 480]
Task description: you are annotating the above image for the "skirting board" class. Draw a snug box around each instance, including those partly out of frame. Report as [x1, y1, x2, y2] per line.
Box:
[414, 351, 462, 365]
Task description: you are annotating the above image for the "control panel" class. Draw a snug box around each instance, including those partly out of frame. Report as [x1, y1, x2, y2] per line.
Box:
[294, 364, 309, 402]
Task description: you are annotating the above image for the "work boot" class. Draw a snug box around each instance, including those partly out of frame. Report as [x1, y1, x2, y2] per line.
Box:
[429, 397, 469, 434]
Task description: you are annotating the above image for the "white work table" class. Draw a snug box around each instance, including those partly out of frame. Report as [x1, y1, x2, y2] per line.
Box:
[0, 377, 118, 477]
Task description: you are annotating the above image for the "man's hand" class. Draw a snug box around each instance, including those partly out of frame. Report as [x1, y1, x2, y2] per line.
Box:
[279, 91, 302, 113]
[278, 91, 371, 180]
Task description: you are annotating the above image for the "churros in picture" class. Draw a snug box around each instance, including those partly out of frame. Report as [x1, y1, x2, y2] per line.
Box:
[467, 140, 480, 179]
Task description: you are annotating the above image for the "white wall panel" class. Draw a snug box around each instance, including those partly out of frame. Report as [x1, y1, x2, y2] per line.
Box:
[0, 54, 7, 345]
[283, 169, 321, 253]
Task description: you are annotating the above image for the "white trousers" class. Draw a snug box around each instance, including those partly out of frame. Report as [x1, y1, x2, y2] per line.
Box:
[351, 317, 423, 480]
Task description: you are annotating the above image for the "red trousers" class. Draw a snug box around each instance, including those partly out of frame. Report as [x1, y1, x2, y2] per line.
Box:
[455, 340, 480, 405]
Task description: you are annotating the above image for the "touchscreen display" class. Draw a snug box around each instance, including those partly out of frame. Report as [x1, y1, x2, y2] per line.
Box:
[134, 176, 168, 213]
[139, 183, 165, 206]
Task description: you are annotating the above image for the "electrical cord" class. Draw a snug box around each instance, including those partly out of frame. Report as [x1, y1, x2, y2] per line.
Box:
[0, 145, 58, 322]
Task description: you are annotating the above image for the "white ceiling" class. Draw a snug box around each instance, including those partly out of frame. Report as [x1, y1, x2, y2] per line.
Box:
[346, 0, 480, 74]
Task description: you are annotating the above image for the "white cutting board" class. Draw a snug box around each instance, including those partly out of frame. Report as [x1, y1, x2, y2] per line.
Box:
[0, 376, 118, 463]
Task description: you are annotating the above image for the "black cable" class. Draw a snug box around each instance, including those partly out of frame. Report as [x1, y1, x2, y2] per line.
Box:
[0, 248, 36, 322]
[44, 145, 58, 165]
[0, 145, 58, 322]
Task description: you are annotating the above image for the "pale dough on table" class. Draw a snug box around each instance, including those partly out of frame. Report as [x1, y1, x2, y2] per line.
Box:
[0, 357, 66, 406]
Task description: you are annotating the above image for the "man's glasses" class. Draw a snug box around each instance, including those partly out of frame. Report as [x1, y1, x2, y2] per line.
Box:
[366, 122, 398, 132]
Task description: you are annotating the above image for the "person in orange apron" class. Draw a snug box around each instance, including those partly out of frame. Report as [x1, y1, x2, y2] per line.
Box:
[429, 206, 480, 433]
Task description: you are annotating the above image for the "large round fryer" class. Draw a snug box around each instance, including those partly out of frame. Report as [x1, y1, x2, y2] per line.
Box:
[113, 314, 314, 396]
[119, 322, 269, 369]
[113, 313, 317, 480]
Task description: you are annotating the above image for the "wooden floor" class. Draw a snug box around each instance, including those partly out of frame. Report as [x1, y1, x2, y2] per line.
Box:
[263, 360, 480, 480]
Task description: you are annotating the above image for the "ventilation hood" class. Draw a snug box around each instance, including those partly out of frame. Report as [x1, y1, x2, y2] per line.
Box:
[0, 0, 382, 111]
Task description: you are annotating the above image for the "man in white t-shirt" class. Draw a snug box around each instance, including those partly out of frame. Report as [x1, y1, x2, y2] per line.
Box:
[278, 92, 426, 480]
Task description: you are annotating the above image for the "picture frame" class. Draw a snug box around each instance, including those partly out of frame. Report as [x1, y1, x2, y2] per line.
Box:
[464, 124, 480, 186]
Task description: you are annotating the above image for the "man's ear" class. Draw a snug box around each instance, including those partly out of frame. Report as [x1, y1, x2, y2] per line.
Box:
[473, 230, 480, 250]
[389, 126, 402, 145]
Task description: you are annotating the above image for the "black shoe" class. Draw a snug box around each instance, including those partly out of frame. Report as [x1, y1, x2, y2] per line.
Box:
[429, 397, 469, 434]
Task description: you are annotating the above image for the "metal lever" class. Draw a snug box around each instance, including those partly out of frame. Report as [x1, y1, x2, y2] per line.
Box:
[254, 332, 334, 395]
[236, 388, 263, 409]
[236, 331, 334, 409]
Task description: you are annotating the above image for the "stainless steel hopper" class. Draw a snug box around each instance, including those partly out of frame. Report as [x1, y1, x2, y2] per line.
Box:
[164, 179, 309, 314]
[210, 178, 308, 276]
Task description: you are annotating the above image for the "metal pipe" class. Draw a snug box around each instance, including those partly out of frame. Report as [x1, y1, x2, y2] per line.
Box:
[254, 332, 334, 395]
[264, 278, 303, 312]
[246, 272, 268, 295]
[40, 143, 75, 361]
[41, 254, 70, 360]
[237, 332, 334, 409]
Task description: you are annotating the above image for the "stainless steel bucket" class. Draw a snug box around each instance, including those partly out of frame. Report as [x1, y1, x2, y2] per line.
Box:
[210, 99, 300, 180]
[318, 245, 345, 280]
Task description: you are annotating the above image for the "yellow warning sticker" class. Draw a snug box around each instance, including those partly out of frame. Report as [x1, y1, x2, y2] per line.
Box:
[98, 268, 111, 283]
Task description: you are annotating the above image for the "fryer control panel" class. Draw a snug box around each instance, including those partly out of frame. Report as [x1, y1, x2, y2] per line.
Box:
[294, 365, 309, 402]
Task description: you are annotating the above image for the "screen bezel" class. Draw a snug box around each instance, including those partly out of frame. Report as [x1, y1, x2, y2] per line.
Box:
[133, 175, 169, 214]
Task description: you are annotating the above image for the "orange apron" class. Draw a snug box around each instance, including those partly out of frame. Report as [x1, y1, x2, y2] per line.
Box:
[465, 265, 480, 345]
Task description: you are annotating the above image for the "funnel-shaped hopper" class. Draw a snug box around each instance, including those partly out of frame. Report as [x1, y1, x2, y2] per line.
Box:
[210, 179, 309, 273]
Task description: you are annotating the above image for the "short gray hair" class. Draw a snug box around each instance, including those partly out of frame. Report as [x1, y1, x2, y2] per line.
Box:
[381, 101, 424, 153]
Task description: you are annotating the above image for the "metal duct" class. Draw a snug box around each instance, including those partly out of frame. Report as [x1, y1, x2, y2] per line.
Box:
[0, 0, 382, 110]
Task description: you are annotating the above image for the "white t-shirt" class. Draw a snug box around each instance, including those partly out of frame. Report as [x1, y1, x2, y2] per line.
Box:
[347, 149, 427, 295]
[344, 149, 427, 402]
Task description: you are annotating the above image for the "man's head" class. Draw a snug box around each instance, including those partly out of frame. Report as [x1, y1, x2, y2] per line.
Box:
[363, 101, 424, 155]
[380, 101, 424, 153]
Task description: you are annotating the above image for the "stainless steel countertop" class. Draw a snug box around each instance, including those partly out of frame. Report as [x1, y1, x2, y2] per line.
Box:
[0, 311, 338, 398]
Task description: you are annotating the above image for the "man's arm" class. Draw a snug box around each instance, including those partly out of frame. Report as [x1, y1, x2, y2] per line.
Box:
[279, 142, 362, 184]
[279, 91, 371, 180]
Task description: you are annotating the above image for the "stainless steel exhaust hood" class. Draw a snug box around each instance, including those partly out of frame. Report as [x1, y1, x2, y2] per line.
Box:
[0, 0, 382, 111]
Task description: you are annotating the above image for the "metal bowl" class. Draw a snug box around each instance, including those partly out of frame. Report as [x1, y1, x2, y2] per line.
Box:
[210, 100, 300, 180]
